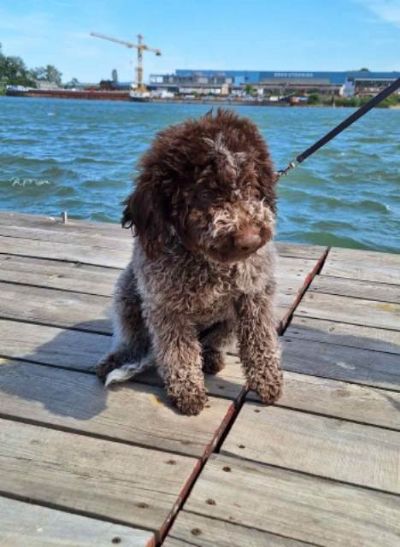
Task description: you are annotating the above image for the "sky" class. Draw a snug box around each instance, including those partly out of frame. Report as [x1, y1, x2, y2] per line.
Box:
[0, 0, 399, 83]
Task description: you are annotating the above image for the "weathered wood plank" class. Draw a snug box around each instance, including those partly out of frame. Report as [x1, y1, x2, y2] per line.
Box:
[0, 224, 132, 252]
[183, 454, 400, 547]
[295, 291, 400, 331]
[286, 316, 400, 354]
[275, 241, 327, 260]
[0, 359, 233, 458]
[277, 257, 318, 292]
[0, 320, 244, 400]
[322, 247, 400, 285]
[222, 404, 400, 494]
[0, 319, 109, 369]
[0, 254, 118, 296]
[248, 371, 400, 430]
[0, 281, 111, 333]
[310, 275, 400, 304]
[0, 496, 154, 547]
[0, 418, 197, 536]
[0, 235, 129, 268]
[282, 336, 400, 391]
[0, 211, 124, 236]
[164, 511, 309, 547]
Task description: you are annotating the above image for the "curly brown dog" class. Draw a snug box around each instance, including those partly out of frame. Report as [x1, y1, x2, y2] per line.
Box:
[96, 108, 282, 415]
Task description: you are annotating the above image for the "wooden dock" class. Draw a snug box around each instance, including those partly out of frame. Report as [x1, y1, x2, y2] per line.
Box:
[0, 211, 399, 546]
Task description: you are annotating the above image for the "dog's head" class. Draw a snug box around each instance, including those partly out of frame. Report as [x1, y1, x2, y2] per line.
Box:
[123, 109, 277, 262]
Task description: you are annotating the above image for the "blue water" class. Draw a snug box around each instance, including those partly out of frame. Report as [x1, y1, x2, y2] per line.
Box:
[1, 96, 399, 253]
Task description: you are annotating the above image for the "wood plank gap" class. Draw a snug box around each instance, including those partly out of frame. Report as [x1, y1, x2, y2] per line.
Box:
[273, 401, 400, 433]
[286, 327, 400, 355]
[0, 354, 97, 375]
[279, 247, 331, 334]
[178, 509, 322, 547]
[0, 251, 124, 270]
[0, 231, 124, 245]
[199, 403, 237, 461]
[0, 278, 113, 298]
[286, 317, 400, 355]
[294, 312, 400, 332]
[0, 315, 113, 337]
[218, 453, 400, 498]
[158, 461, 203, 544]
[279, 367, 400, 394]
[311, 274, 400, 302]
[0, 251, 122, 271]
[211, 386, 248, 453]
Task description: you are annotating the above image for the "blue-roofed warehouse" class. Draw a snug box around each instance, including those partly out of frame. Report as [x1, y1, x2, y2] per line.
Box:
[149, 69, 400, 97]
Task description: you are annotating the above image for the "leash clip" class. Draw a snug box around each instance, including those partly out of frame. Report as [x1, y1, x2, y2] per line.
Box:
[275, 161, 297, 181]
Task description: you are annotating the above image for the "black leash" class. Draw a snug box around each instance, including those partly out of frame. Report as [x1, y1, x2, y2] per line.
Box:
[276, 77, 400, 179]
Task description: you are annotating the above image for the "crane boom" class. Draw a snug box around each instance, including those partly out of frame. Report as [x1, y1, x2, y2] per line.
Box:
[90, 31, 161, 93]
[90, 32, 137, 50]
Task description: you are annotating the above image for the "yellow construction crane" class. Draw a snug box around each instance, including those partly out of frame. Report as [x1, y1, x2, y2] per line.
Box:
[90, 32, 161, 93]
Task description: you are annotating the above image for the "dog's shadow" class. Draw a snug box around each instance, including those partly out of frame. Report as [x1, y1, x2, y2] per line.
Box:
[0, 319, 243, 421]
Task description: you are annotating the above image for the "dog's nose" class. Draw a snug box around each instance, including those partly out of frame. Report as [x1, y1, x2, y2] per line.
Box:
[234, 227, 262, 253]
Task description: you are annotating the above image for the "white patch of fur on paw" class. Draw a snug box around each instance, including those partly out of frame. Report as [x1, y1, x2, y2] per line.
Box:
[104, 356, 153, 387]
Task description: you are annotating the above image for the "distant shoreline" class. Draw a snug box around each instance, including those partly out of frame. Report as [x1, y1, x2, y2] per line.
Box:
[4, 89, 400, 108]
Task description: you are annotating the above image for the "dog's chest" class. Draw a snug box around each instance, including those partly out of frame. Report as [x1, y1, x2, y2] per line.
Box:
[171, 257, 265, 313]
[136, 243, 273, 318]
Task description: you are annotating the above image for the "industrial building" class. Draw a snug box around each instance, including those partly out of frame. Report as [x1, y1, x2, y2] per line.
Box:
[149, 69, 400, 97]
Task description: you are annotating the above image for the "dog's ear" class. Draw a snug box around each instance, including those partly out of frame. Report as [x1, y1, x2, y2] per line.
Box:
[122, 177, 168, 259]
[254, 146, 277, 214]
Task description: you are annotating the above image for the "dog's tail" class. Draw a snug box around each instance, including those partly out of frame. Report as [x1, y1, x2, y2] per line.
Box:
[104, 354, 154, 387]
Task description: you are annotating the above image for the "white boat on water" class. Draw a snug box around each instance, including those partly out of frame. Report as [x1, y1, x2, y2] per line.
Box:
[129, 90, 151, 102]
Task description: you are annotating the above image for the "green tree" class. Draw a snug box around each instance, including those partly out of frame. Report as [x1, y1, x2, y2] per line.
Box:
[32, 64, 62, 86]
[308, 92, 320, 105]
[65, 77, 80, 88]
[46, 64, 62, 86]
[244, 84, 255, 95]
[31, 66, 47, 80]
[0, 43, 36, 87]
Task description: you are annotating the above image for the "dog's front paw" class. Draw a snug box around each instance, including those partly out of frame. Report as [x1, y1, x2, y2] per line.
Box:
[247, 368, 283, 405]
[202, 348, 225, 375]
[168, 384, 208, 416]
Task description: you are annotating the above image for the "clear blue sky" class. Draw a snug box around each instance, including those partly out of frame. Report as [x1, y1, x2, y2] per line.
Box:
[1, 0, 399, 83]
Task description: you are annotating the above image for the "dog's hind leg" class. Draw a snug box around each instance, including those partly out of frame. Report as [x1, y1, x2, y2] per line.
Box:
[199, 319, 236, 374]
[96, 266, 151, 381]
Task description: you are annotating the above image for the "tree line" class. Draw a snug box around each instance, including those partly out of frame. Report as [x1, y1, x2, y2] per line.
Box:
[0, 43, 67, 88]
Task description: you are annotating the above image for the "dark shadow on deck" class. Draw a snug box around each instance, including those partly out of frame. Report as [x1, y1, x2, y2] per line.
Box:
[0, 319, 243, 421]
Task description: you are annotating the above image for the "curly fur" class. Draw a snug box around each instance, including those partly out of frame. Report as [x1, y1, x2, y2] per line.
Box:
[97, 109, 282, 415]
